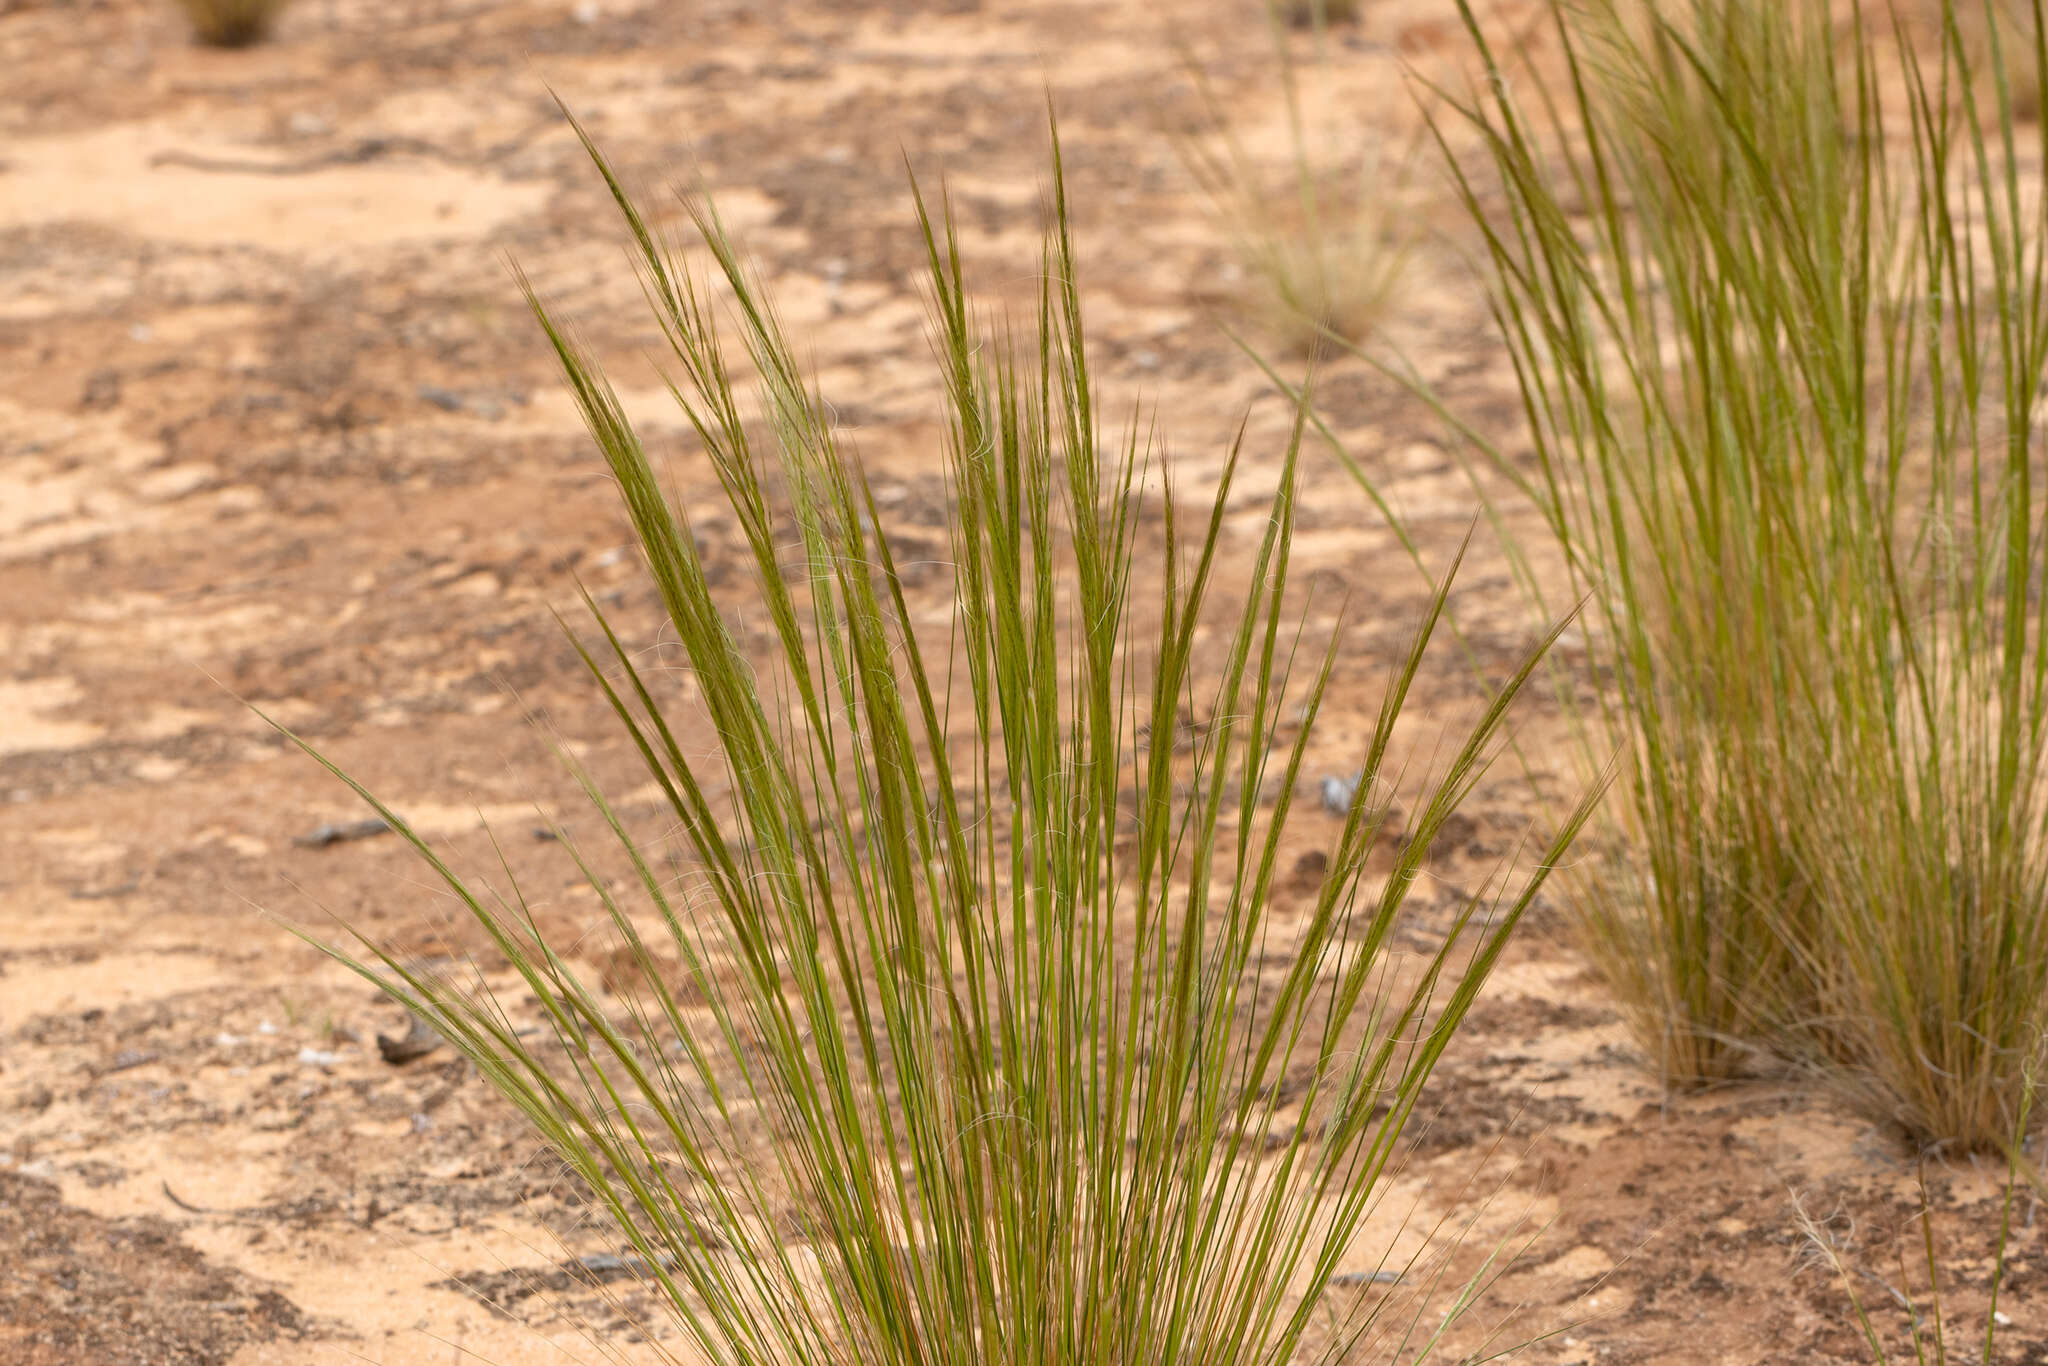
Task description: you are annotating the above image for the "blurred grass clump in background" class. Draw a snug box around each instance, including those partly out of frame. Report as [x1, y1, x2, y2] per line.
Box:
[1180, 5, 1421, 357]
[296, 115, 1593, 1365]
[1326, 0, 2048, 1152]
[1280, 0, 1363, 30]
[175, 0, 291, 46]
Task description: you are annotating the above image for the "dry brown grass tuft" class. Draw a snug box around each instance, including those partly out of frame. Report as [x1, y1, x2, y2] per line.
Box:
[1222, 174, 1412, 358]
[175, 0, 291, 48]
[1279, 0, 1362, 29]
[1180, 16, 1419, 357]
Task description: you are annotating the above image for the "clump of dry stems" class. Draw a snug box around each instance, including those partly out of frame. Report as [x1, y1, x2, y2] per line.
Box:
[1180, 9, 1419, 357]
[175, 0, 291, 47]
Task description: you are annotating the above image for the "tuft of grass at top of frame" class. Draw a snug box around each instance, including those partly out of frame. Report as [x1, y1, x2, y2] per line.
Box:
[285, 108, 1597, 1366]
[1178, 3, 1423, 359]
[175, 0, 291, 47]
[1312, 0, 2048, 1152]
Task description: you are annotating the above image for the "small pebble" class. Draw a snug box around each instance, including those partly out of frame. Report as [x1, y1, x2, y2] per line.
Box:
[1321, 772, 1361, 815]
[297, 1047, 341, 1067]
[293, 817, 393, 849]
[377, 1012, 445, 1064]
[573, 1250, 678, 1280]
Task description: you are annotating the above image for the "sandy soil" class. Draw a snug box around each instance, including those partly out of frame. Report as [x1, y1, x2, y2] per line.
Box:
[2, 0, 2042, 1362]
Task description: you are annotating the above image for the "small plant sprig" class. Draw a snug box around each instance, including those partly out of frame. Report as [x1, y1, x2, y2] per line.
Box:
[1797, 1057, 2042, 1361]
[289, 113, 1594, 1365]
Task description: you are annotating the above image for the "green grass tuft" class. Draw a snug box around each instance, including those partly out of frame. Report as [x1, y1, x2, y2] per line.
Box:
[284, 111, 1596, 1364]
[1323, 0, 2048, 1150]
